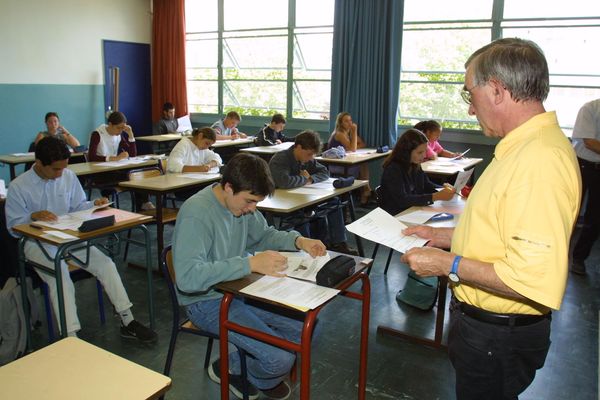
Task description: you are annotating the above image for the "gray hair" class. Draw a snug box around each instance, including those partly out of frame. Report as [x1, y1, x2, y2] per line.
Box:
[465, 38, 549, 102]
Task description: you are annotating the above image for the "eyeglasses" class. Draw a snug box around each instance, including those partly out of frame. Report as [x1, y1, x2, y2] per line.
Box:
[461, 84, 478, 105]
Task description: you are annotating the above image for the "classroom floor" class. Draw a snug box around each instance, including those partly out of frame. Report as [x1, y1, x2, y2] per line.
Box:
[29, 199, 599, 400]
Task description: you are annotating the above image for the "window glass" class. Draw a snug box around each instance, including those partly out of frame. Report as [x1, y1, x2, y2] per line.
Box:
[187, 81, 218, 114]
[403, 0, 493, 22]
[223, 81, 287, 115]
[185, 0, 218, 32]
[224, 0, 287, 30]
[504, 0, 600, 19]
[296, 0, 335, 27]
[293, 81, 331, 120]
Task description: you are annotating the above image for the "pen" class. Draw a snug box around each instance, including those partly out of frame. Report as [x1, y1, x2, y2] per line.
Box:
[30, 223, 43, 229]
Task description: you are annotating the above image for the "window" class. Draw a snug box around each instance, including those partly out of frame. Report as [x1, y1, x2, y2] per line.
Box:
[185, 0, 334, 119]
[399, 0, 600, 133]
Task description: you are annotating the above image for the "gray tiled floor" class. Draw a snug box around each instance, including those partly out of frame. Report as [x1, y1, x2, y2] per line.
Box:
[29, 200, 599, 399]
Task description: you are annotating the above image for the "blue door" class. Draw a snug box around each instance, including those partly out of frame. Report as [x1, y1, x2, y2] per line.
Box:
[102, 40, 152, 136]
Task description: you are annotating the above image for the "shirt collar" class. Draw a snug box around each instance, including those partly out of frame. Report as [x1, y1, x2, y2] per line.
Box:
[494, 111, 558, 161]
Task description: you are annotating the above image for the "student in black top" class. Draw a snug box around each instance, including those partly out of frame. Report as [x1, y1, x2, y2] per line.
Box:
[256, 113, 292, 146]
[380, 129, 455, 215]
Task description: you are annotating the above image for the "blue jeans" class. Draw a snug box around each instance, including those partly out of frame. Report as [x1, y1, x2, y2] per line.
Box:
[186, 298, 303, 390]
[291, 198, 347, 244]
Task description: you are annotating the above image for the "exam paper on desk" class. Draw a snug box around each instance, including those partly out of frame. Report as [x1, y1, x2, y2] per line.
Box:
[345, 207, 428, 253]
[280, 251, 331, 282]
[30, 203, 114, 231]
[240, 275, 339, 311]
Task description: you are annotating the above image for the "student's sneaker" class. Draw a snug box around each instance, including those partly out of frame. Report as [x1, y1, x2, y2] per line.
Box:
[120, 320, 158, 343]
[208, 359, 259, 400]
[261, 381, 291, 400]
[328, 242, 359, 256]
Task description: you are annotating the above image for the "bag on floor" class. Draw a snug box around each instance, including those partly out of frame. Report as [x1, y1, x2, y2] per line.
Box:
[396, 271, 438, 311]
[0, 277, 27, 365]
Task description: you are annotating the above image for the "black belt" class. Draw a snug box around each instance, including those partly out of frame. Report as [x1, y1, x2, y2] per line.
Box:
[458, 301, 551, 327]
[579, 158, 600, 170]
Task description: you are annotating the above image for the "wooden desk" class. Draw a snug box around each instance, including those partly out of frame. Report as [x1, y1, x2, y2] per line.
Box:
[136, 134, 184, 155]
[216, 253, 372, 400]
[421, 157, 483, 184]
[118, 173, 221, 267]
[13, 209, 154, 346]
[0, 152, 85, 180]
[315, 149, 390, 177]
[258, 180, 368, 256]
[0, 337, 171, 399]
[376, 195, 466, 348]
[239, 142, 294, 161]
[67, 159, 159, 177]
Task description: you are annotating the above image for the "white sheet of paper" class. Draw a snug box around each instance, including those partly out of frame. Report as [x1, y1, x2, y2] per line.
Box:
[177, 169, 220, 180]
[452, 169, 474, 193]
[41, 231, 79, 242]
[96, 157, 149, 167]
[0, 179, 6, 198]
[176, 115, 193, 132]
[10, 152, 34, 157]
[269, 142, 294, 150]
[345, 207, 428, 253]
[31, 204, 112, 231]
[396, 210, 439, 225]
[280, 251, 331, 282]
[450, 148, 470, 160]
[240, 276, 339, 311]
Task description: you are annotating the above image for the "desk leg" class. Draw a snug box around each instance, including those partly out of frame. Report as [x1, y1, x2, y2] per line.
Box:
[347, 194, 364, 257]
[299, 312, 318, 399]
[377, 277, 448, 349]
[219, 293, 234, 400]
[139, 225, 155, 329]
[17, 238, 32, 350]
[155, 193, 164, 269]
[358, 273, 371, 400]
[55, 245, 68, 338]
[10, 164, 17, 180]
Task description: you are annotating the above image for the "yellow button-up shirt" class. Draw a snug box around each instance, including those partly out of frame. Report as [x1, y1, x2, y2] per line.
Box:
[452, 112, 581, 315]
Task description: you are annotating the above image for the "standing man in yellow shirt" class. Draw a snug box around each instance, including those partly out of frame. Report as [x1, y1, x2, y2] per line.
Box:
[401, 38, 581, 399]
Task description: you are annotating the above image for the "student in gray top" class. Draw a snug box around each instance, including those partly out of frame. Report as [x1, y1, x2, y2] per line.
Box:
[269, 130, 358, 256]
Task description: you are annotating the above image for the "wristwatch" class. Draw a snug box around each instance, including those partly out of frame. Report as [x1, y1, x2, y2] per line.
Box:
[449, 255, 461, 284]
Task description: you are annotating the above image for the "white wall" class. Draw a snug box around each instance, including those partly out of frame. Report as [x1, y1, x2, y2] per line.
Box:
[0, 0, 152, 85]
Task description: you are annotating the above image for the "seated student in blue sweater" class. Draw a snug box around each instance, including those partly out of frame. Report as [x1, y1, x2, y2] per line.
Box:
[380, 128, 455, 216]
[172, 153, 326, 400]
[255, 113, 293, 146]
[269, 130, 358, 256]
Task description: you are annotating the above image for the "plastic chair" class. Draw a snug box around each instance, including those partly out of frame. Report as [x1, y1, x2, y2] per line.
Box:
[366, 186, 394, 275]
[160, 246, 251, 400]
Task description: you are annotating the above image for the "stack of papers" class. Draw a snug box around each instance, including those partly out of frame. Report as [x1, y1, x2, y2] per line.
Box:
[281, 251, 331, 282]
[95, 157, 151, 167]
[31, 203, 114, 231]
[345, 207, 428, 253]
[287, 178, 336, 195]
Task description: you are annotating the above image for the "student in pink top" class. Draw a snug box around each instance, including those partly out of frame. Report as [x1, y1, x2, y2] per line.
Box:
[414, 120, 460, 160]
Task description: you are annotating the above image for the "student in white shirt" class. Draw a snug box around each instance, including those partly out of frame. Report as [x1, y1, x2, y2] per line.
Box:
[167, 127, 222, 173]
[5, 137, 157, 341]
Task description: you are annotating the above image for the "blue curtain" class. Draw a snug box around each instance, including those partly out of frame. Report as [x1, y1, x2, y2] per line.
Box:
[329, 0, 404, 147]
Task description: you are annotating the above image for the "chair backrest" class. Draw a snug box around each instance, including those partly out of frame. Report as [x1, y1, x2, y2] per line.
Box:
[128, 166, 162, 181]
[374, 185, 382, 205]
[160, 245, 181, 320]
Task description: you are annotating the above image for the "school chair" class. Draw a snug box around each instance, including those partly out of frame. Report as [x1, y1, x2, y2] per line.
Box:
[366, 186, 394, 275]
[160, 246, 252, 400]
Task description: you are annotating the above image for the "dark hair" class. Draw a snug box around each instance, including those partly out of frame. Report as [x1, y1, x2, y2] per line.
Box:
[107, 111, 127, 125]
[45, 112, 59, 122]
[413, 120, 441, 135]
[221, 153, 275, 196]
[383, 129, 428, 170]
[162, 102, 174, 111]
[193, 127, 216, 141]
[294, 130, 321, 152]
[225, 111, 241, 121]
[35, 136, 71, 166]
[465, 38, 549, 102]
[271, 113, 286, 124]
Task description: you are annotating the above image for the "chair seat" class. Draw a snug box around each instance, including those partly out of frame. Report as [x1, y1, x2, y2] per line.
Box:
[138, 207, 179, 224]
